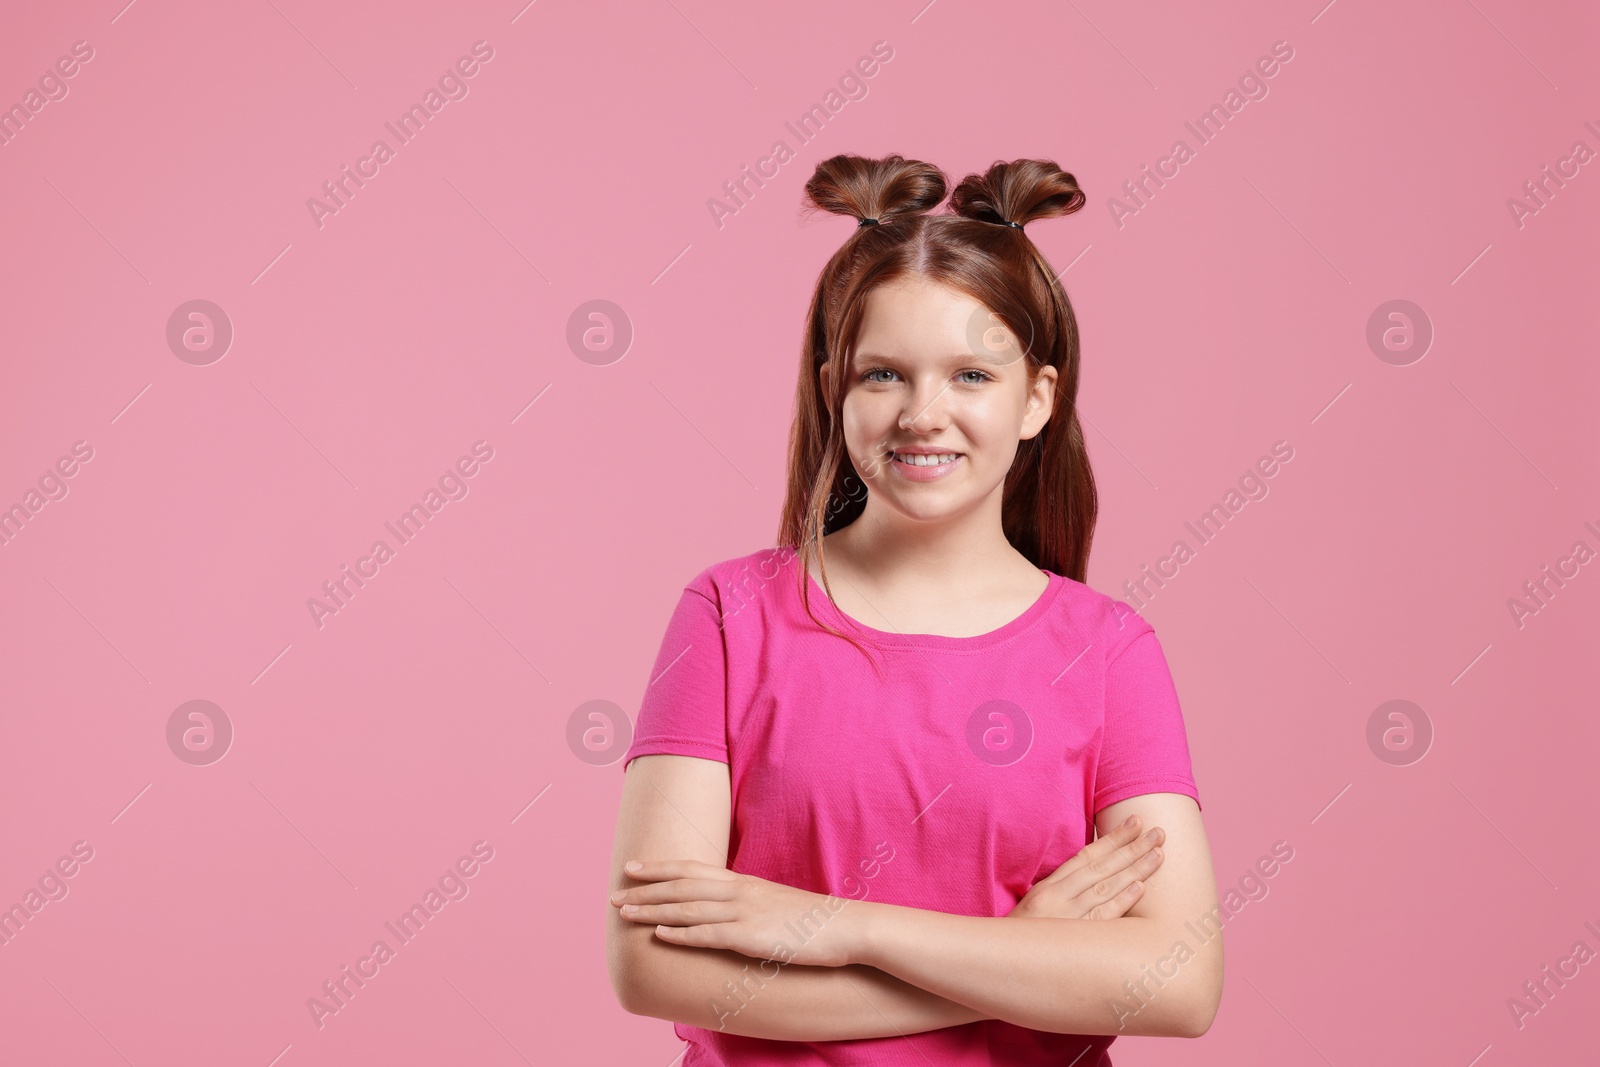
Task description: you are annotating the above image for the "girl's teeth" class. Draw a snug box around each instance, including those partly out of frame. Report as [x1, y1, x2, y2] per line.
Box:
[895, 452, 959, 466]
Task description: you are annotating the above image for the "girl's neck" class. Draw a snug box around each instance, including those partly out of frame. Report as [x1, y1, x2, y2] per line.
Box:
[824, 502, 1033, 591]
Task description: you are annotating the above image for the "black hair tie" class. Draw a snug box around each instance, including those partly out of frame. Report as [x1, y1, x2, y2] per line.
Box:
[1002, 220, 1024, 230]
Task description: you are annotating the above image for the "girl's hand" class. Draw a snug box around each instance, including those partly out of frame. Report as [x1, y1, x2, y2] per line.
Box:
[1008, 815, 1165, 921]
[610, 859, 860, 968]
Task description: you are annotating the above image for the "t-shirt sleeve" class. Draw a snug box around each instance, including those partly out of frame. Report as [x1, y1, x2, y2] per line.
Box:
[1093, 614, 1202, 814]
[621, 584, 730, 770]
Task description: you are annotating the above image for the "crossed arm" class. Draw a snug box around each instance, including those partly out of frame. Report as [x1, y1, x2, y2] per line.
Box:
[605, 754, 1223, 1041]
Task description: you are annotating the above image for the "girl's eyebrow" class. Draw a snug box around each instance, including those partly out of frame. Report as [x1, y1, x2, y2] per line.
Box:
[854, 350, 1014, 368]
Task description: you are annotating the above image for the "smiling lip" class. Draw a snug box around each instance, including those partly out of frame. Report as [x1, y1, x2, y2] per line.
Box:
[887, 448, 962, 481]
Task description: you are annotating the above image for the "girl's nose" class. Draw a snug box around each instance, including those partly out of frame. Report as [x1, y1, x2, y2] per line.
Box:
[900, 382, 952, 431]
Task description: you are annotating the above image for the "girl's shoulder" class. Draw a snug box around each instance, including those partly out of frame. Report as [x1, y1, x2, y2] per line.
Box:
[671, 544, 803, 607]
[1043, 569, 1160, 660]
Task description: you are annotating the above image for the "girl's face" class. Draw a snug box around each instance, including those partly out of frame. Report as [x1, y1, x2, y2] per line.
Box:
[825, 276, 1056, 527]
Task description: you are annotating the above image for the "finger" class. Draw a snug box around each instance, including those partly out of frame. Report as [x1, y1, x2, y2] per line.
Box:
[1084, 837, 1165, 898]
[1102, 825, 1164, 877]
[1091, 824, 1164, 881]
[1036, 816, 1150, 888]
[1086, 876, 1147, 921]
[611, 877, 739, 907]
[1049, 833, 1165, 905]
[654, 922, 787, 962]
[621, 859, 730, 883]
[1086, 846, 1163, 909]
[1068, 816, 1145, 870]
[653, 922, 732, 950]
[618, 899, 741, 925]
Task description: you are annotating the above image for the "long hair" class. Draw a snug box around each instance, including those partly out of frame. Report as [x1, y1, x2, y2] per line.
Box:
[777, 153, 1096, 670]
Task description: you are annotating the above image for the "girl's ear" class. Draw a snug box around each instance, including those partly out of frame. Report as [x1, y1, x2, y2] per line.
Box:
[1020, 365, 1058, 440]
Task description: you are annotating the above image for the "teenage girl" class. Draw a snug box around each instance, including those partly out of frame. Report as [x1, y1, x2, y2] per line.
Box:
[607, 154, 1223, 1065]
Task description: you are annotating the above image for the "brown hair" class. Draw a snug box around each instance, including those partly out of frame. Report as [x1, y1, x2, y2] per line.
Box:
[777, 153, 1096, 669]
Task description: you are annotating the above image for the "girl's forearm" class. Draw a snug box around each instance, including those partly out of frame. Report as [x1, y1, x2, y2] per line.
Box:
[849, 905, 1219, 1038]
[620, 937, 991, 1041]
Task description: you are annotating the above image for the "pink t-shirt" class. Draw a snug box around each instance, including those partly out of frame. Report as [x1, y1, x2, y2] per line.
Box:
[622, 544, 1201, 1066]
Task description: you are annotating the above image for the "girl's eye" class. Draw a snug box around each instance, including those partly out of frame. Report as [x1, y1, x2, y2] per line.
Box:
[860, 368, 992, 384]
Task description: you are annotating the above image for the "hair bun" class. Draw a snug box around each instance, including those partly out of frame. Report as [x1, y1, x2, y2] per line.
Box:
[948, 159, 1086, 230]
[803, 153, 948, 228]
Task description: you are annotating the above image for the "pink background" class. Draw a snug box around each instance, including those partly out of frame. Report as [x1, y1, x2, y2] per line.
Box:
[2, 0, 1596, 1063]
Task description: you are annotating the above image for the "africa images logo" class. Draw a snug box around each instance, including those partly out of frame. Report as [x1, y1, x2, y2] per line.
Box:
[306, 42, 495, 230]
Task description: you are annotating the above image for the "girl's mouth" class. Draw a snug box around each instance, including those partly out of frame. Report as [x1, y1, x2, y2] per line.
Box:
[888, 450, 962, 481]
